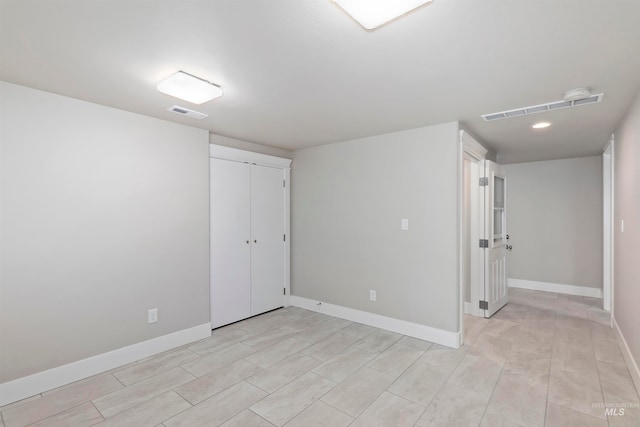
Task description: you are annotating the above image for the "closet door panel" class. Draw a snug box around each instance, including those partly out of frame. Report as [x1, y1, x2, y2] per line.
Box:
[210, 158, 251, 328]
[250, 165, 285, 315]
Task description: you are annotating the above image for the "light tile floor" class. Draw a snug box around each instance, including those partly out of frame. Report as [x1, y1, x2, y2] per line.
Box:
[2, 288, 639, 426]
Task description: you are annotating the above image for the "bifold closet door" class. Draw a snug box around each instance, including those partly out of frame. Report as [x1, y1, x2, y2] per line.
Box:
[250, 164, 285, 315]
[210, 158, 251, 328]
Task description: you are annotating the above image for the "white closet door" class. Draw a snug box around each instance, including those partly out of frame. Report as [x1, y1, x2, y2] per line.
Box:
[210, 158, 251, 328]
[250, 164, 285, 315]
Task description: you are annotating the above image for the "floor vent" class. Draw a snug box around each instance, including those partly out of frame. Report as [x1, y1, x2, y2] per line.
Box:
[167, 105, 207, 119]
[482, 93, 604, 121]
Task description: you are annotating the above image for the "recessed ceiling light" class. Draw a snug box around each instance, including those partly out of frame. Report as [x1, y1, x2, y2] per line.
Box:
[331, 0, 433, 30]
[532, 122, 551, 129]
[157, 71, 222, 104]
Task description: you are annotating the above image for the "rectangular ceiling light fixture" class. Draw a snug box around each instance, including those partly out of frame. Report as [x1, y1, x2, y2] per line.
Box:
[332, 0, 433, 30]
[157, 71, 223, 105]
[481, 94, 604, 121]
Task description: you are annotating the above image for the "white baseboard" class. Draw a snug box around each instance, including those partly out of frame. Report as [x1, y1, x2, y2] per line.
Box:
[290, 296, 460, 349]
[0, 322, 211, 407]
[509, 278, 603, 298]
[613, 317, 640, 398]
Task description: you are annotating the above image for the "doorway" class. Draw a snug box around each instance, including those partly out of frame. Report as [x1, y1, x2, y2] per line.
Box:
[462, 150, 484, 317]
[459, 131, 487, 346]
[459, 130, 510, 342]
[603, 135, 614, 318]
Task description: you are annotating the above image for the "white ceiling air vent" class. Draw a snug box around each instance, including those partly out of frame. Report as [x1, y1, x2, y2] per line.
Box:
[482, 93, 604, 121]
[167, 105, 207, 119]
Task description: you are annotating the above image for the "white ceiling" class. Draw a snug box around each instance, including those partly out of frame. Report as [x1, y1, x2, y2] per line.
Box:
[2, 0, 639, 163]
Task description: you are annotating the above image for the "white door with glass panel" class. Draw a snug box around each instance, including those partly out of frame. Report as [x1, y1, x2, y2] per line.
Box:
[483, 160, 509, 317]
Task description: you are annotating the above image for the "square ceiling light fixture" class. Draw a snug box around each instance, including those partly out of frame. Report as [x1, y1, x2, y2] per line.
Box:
[332, 0, 433, 30]
[157, 71, 223, 104]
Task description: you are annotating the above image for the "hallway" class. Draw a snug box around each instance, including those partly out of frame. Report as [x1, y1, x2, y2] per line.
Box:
[463, 287, 639, 426]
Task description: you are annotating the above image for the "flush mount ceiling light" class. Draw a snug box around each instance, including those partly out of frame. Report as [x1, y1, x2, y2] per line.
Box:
[532, 122, 551, 129]
[157, 71, 222, 104]
[331, 0, 433, 30]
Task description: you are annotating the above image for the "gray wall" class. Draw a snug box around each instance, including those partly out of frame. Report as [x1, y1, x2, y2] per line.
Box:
[614, 89, 640, 381]
[210, 134, 292, 159]
[0, 82, 210, 383]
[291, 122, 460, 332]
[505, 156, 602, 288]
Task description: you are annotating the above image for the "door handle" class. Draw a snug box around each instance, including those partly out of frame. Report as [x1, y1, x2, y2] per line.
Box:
[254, 240, 258, 244]
[246, 240, 250, 244]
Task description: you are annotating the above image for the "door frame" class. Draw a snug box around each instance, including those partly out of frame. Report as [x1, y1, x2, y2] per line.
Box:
[209, 144, 292, 309]
[603, 135, 614, 316]
[459, 130, 488, 344]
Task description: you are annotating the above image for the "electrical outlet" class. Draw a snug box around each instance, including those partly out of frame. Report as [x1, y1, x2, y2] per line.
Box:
[370, 290, 377, 301]
[148, 308, 158, 324]
[401, 218, 409, 230]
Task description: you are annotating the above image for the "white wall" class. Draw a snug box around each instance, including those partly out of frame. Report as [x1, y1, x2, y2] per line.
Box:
[291, 122, 460, 333]
[0, 82, 210, 383]
[613, 89, 640, 386]
[505, 156, 603, 289]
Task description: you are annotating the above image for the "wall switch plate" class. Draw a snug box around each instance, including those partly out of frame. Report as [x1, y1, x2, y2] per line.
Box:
[401, 219, 409, 230]
[621, 219, 625, 233]
[370, 290, 377, 301]
[148, 308, 158, 324]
